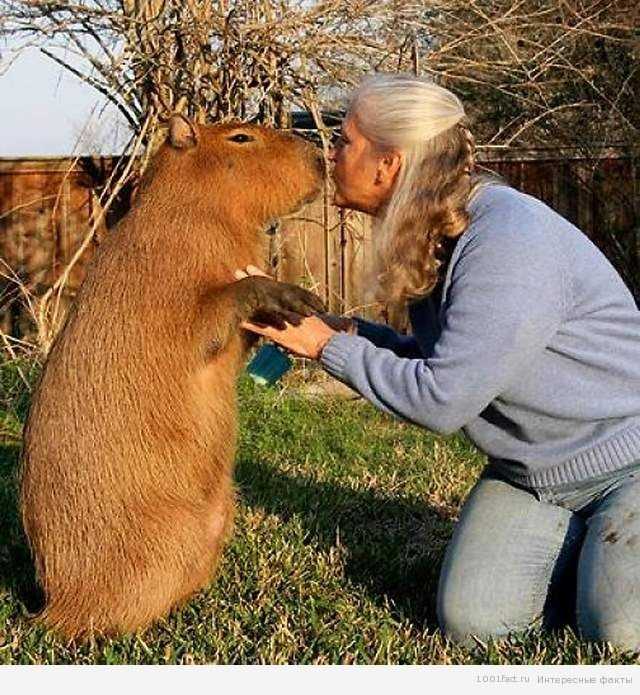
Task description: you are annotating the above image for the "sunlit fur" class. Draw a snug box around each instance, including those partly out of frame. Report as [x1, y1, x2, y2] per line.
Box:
[347, 73, 487, 327]
[20, 122, 323, 640]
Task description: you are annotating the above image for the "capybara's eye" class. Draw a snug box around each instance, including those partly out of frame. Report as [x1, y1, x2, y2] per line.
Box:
[228, 133, 254, 144]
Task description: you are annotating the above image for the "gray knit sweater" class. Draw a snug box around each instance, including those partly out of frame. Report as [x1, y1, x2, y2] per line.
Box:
[320, 184, 640, 488]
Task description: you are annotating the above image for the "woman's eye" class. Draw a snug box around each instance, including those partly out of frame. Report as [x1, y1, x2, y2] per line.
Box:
[228, 133, 254, 143]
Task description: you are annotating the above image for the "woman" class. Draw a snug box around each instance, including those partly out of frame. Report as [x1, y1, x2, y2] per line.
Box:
[237, 73, 640, 651]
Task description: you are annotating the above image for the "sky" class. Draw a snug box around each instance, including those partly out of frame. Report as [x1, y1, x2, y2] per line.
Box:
[0, 44, 131, 157]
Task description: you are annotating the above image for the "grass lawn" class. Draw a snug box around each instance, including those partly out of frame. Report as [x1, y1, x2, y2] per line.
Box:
[0, 359, 637, 665]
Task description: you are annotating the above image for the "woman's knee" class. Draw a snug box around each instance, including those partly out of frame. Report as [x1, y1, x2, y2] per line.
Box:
[436, 562, 544, 643]
[437, 582, 525, 644]
[577, 479, 640, 653]
[577, 556, 640, 652]
[436, 475, 582, 644]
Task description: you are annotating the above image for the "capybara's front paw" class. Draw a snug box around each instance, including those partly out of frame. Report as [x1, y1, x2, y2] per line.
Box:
[235, 276, 325, 327]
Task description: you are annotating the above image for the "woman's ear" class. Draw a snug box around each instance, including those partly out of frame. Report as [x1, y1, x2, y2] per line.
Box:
[375, 151, 402, 186]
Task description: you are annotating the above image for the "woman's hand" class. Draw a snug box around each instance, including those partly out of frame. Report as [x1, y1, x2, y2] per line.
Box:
[235, 266, 338, 360]
[242, 313, 337, 360]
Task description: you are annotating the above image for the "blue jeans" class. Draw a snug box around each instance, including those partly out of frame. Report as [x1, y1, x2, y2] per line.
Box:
[436, 463, 640, 652]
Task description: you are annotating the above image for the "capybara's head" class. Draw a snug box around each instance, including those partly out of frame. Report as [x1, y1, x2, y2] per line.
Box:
[161, 117, 324, 226]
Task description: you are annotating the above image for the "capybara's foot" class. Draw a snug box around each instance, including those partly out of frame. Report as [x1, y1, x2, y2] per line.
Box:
[234, 275, 325, 328]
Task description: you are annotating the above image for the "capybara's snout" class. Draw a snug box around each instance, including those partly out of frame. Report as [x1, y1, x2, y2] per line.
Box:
[284, 130, 325, 182]
[300, 148, 325, 205]
[267, 131, 325, 216]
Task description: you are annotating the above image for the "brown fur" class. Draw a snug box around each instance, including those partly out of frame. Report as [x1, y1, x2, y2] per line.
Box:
[19, 121, 324, 639]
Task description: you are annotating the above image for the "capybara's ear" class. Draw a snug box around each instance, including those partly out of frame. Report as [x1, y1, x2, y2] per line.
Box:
[168, 115, 199, 150]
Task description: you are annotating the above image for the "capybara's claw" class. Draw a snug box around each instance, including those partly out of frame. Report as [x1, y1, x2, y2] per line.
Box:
[267, 285, 325, 321]
[292, 286, 326, 315]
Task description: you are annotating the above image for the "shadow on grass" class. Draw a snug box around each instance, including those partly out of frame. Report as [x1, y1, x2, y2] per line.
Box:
[0, 442, 44, 615]
[236, 457, 455, 630]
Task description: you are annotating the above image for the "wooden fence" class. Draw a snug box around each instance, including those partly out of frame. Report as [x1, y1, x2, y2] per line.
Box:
[1, 147, 638, 337]
[0, 157, 117, 336]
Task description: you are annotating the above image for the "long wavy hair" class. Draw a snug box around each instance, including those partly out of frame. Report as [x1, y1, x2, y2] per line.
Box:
[347, 74, 490, 327]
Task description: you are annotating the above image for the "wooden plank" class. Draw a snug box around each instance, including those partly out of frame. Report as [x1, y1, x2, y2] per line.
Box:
[343, 208, 375, 319]
[300, 184, 331, 304]
[326, 195, 342, 314]
[279, 197, 324, 289]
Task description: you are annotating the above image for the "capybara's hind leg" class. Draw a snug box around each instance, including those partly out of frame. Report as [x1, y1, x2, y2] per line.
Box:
[207, 487, 235, 552]
[124, 520, 234, 632]
[39, 577, 148, 640]
[35, 489, 236, 640]
[40, 527, 231, 638]
[39, 591, 99, 641]
[129, 495, 236, 631]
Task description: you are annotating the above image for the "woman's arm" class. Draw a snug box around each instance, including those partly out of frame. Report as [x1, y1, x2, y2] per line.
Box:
[234, 266, 424, 359]
[319, 224, 567, 434]
[322, 313, 423, 358]
[352, 317, 423, 358]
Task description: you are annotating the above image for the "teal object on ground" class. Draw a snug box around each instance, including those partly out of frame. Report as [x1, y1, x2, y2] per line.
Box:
[247, 344, 293, 386]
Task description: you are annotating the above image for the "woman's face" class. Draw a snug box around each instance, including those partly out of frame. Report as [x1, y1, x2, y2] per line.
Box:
[329, 115, 400, 215]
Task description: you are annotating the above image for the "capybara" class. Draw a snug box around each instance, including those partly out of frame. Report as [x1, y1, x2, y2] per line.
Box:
[20, 117, 325, 639]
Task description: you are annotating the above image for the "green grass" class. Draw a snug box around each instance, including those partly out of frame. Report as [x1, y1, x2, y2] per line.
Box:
[0, 359, 637, 664]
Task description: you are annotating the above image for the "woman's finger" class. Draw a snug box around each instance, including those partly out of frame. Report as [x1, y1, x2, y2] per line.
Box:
[246, 265, 270, 277]
[241, 321, 280, 338]
[234, 269, 249, 280]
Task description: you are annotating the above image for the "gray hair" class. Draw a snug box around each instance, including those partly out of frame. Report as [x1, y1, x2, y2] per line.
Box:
[345, 73, 486, 320]
[348, 73, 471, 252]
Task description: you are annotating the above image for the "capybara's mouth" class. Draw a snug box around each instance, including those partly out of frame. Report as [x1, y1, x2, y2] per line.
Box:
[303, 182, 323, 206]
[285, 182, 323, 216]
[275, 179, 323, 222]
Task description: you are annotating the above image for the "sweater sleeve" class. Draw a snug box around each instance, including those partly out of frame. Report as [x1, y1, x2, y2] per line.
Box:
[352, 316, 423, 358]
[319, 225, 567, 435]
